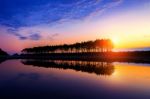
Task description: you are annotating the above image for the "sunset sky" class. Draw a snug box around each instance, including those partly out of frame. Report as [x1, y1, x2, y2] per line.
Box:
[0, 0, 150, 54]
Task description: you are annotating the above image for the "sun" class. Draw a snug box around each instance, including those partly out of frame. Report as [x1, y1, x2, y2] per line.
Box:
[112, 37, 120, 45]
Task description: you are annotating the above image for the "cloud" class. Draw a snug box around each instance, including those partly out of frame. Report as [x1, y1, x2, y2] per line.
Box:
[7, 28, 28, 40]
[19, 36, 28, 40]
[0, 0, 123, 27]
[28, 33, 41, 40]
[48, 33, 59, 40]
[0, 0, 123, 40]
[5, 26, 60, 41]
[7, 28, 42, 40]
[86, 0, 123, 19]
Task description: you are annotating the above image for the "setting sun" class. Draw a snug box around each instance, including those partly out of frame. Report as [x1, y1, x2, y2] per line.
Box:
[112, 37, 120, 46]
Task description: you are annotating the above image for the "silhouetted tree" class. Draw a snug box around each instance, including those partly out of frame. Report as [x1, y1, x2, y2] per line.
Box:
[0, 49, 8, 56]
[21, 39, 114, 54]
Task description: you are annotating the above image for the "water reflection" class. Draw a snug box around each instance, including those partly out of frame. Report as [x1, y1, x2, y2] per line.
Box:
[0, 58, 6, 64]
[1, 60, 150, 99]
[22, 60, 114, 76]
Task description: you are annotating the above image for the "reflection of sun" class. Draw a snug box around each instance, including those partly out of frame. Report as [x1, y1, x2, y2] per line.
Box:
[112, 71, 118, 76]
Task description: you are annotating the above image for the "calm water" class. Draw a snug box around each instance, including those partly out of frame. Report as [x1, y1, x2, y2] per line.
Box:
[0, 60, 150, 99]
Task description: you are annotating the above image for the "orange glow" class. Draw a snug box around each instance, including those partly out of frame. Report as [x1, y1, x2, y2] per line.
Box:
[110, 63, 150, 90]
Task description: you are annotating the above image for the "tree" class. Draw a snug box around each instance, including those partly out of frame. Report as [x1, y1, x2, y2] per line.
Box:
[21, 39, 114, 54]
[0, 49, 8, 56]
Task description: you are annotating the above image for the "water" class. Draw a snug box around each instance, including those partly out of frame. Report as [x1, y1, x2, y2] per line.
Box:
[0, 59, 150, 99]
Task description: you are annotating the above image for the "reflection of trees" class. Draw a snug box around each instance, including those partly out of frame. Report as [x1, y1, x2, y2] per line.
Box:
[22, 60, 114, 76]
[0, 59, 6, 64]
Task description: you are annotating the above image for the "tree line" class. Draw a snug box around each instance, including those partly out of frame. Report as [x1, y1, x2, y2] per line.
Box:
[22, 39, 114, 54]
[0, 49, 8, 56]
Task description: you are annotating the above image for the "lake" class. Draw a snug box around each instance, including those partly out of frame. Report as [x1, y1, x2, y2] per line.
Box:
[0, 59, 150, 99]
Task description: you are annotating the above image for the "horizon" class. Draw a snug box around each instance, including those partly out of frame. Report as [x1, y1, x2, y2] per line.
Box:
[1, 39, 150, 55]
[0, 0, 150, 54]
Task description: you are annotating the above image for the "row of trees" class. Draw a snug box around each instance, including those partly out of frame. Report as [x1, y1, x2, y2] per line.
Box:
[22, 39, 114, 54]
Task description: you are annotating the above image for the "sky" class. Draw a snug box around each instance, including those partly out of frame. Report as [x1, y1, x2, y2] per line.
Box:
[0, 0, 150, 54]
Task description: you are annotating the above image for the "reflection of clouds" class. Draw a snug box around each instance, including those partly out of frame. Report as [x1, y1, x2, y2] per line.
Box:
[15, 73, 40, 80]
[46, 74, 59, 81]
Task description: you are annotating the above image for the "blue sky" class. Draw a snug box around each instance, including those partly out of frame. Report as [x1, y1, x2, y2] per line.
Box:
[1, 0, 148, 28]
[0, 0, 150, 53]
[0, 0, 126, 41]
[0, 0, 123, 27]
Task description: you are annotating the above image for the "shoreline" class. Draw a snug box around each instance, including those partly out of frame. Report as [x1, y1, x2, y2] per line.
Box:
[1, 51, 150, 63]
